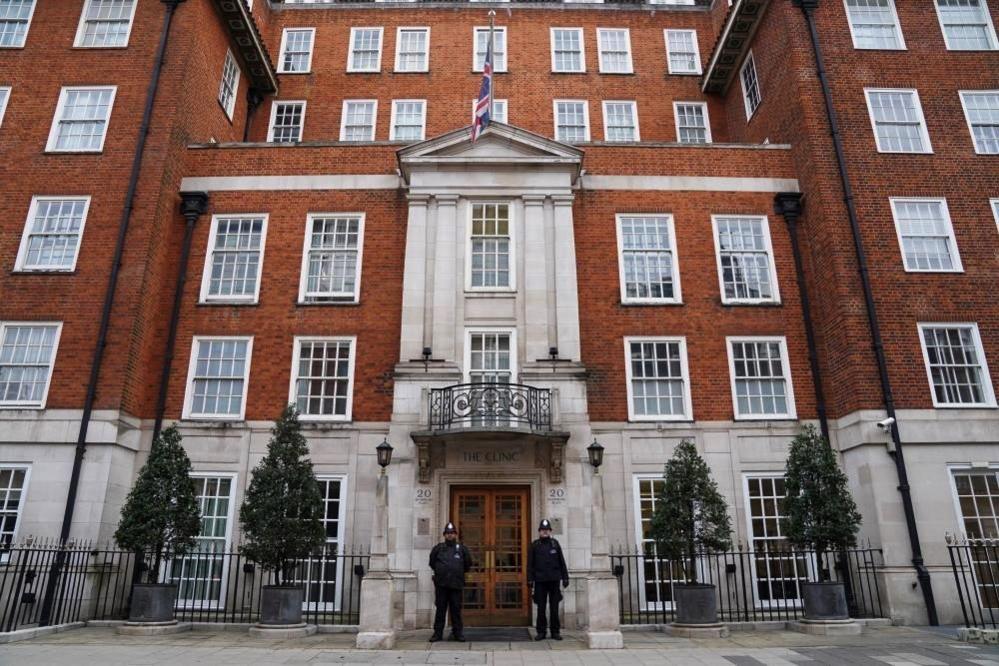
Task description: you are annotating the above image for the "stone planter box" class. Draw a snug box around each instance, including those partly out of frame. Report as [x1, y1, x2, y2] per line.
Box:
[674, 583, 718, 625]
[128, 583, 177, 623]
[802, 581, 849, 621]
[260, 585, 305, 625]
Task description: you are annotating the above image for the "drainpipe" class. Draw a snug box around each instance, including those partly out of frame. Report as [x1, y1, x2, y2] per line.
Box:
[793, 0, 938, 624]
[773, 193, 829, 442]
[152, 192, 209, 442]
[38, 0, 188, 627]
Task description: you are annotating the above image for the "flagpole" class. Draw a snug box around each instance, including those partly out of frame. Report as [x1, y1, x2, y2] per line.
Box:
[487, 10, 495, 120]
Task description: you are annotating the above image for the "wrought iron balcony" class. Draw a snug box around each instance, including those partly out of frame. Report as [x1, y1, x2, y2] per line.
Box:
[428, 383, 552, 432]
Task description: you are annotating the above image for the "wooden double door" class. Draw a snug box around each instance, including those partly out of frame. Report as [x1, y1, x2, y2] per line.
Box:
[450, 485, 531, 626]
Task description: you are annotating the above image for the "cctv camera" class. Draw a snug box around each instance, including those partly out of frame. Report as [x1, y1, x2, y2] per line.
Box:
[876, 417, 895, 431]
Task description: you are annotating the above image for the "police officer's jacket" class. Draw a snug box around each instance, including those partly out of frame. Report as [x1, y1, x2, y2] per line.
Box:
[527, 536, 569, 584]
[429, 541, 473, 589]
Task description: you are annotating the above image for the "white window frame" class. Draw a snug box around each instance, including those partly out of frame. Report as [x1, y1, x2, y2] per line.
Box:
[664, 29, 702, 75]
[267, 100, 306, 143]
[959, 90, 999, 155]
[473, 26, 507, 72]
[623, 336, 693, 422]
[74, 0, 138, 49]
[726, 336, 797, 420]
[742, 473, 814, 609]
[631, 473, 700, 610]
[948, 464, 999, 540]
[169, 471, 237, 609]
[347, 27, 383, 72]
[339, 99, 378, 142]
[601, 100, 639, 143]
[615, 213, 682, 305]
[389, 99, 427, 141]
[394, 26, 430, 73]
[917, 323, 996, 408]
[14, 196, 91, 272]
[0, 0, 36, 49]
[597, 28, 633, 74]
[198, 214, 268, 304]
[550, 27, 586, 73]
[843, 0, 906, 50]
[0, 322, 62, 409]
[992, 198, 999, 233]
[45, 85, 117, 153]
[863, 88, 933, 154]
[673, 101, 712, 144]
[740, 51, 761, 120]
[182, 336, 253, 421]
[465, 201, 516, 292]
[0, 86, 9, 127]
[0, 464, 30, 556]
[277, 27, 316, 74]
[288, 336, 357, 422]
[294, 474, 349, 611]
[470, 98, 507, 124]
[552, 99, 590, 142]
[218, 49, 239, 121]
[889, 198, 963, 273]
[711, 215, 781, 305]
[934, 0, 998, 51]
[463, 327, 518, 384]
[297, 213, 365, 304]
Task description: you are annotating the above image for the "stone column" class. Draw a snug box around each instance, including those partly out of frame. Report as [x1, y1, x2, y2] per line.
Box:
[356, 470, 395, 648]
[584, 465, 624, 648]
[551, 195, 581, 361]
[400, 195, 430, 362]
[431, 195, 459, 362]
[522, 195, 550, 362]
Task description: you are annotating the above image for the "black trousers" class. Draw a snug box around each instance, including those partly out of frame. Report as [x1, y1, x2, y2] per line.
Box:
[433, 586, 463, 637]
[533, 581, 561, 636]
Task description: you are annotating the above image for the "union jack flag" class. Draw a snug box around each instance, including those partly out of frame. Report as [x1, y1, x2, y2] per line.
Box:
[472, 40, 493, 142]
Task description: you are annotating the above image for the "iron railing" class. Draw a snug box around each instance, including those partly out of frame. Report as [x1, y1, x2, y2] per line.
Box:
[428, 383, 552, 432]
[947, 537, 999, 628]
[0, 541, 368, 633]
[283, 0, 711, 5]
[611, 542, 886, 625]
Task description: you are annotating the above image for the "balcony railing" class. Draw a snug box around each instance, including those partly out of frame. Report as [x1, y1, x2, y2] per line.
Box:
[428, 383, 552, 432]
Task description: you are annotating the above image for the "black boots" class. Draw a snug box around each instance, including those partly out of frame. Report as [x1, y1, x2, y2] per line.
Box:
[429, 634, 443, 642]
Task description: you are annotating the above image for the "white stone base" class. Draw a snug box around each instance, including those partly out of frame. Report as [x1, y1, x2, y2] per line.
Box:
[586, 630, 624, 648]
[117, 621, 192, 636]
[247, 623, 317, 638]
[666, 622, 730, 638]
[958, 627, 999, 644]
[356, 631, 396, 648]
[790, 619, 862, 636]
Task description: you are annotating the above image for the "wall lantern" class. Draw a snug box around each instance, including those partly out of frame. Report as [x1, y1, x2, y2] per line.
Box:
[376, 437, 394, 471]
[587, 439, 604, 470]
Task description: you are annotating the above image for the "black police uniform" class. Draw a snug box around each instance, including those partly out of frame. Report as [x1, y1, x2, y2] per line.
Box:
[527, 519, 569, 639]
[429, 523, 473, 641]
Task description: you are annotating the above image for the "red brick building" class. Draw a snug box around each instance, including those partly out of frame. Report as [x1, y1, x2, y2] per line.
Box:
[0, 0, 996, 636]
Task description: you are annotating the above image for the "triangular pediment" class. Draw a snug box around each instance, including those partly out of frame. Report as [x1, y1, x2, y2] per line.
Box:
[398, 122, 583, 166]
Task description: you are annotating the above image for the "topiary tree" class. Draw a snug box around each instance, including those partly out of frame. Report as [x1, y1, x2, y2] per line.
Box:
[783, 424, 862, 578]
[239, 405, 325, 585]
[649, 440, 732, 584]
[115, 426, 201, 581]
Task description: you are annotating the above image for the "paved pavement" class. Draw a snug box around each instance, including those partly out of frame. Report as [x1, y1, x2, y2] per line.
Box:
[2, 625, 999, 665]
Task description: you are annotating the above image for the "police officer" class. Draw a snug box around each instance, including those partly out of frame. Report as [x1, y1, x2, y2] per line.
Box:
[429, 521, 472, 642]
[527, 518, 569, 640]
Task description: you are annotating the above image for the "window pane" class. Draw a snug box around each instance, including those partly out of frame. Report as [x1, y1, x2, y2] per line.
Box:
[716, 217, 774, 301]
[295, 340, 352, 417]
[343, 101, 376, 141]
[846, 0, 903, 49]
[0, 325, 58, 406]
[893, 200, 956, 270]
[79, 0, 135, 47]
[54, 88, 114, 151]
[0, 467, 27, 547]
[392, 100, 425, 140]
[922, 326, 989, 405]
[620, 216, 675, 301]
[746, 475, 807, 604]
[667, 30, 699, 73]
[599, 29, 630, 73]
[470, 204, 511, 288]
[731, 340, 790, 416]
[675, 103, 708, 144]
[962, 91, 999, 154]
[189, 339, 249, 416]
[281, 28, 313, 72]
[604, 102, 636, 142]
[271, 102, 304, 143]
[397, 28, 428, 71]
[305, 216, 361, 299]
[867, 91, 929, 152]
[475, 28, 506, 71]
[937, 0, 997, 50]
[630, 341, 686, 417]
[0, 0, 34, 48]
[207, 217, 264, 298]
[21, 199, 87, 270]
[469, 333, 512, 383]
[350, 28, 381, 70]
[555, 101, 587, 142]
[553, 29, 583, 72]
